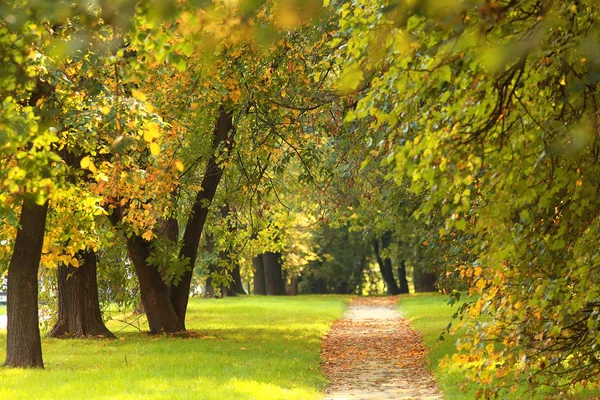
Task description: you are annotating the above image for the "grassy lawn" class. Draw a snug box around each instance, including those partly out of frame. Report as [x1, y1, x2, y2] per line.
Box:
[0, 305, 5, 316]
[397, 293, 475, 399]
[0, 295, 348, 399]
[398, 293, 600, 400]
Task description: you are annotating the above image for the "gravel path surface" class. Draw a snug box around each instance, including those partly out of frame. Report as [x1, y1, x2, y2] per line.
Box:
[322, 297, 443, 400]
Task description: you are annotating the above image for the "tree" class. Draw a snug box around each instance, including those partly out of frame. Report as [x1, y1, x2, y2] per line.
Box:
[4, 199, 48, 368]
[1, 0, 189, 364]
[333, 0, 600, 395]
[372, 232, 401, 295]
[50, 250, 115, 338]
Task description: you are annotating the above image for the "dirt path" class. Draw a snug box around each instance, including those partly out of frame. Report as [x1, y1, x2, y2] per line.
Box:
[322, 297, 443, 400]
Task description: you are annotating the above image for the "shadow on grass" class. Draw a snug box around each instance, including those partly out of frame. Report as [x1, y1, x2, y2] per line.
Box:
[0, 295, 348, 400]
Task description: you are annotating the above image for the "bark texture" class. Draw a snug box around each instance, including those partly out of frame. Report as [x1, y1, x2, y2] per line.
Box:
[252, 254, 266, 295]
[50, 250, 115, 338]
[127, 234, 184, 333]
[107, 206, 183, 333]
[415, 271, 438, 293]
[230, 264, 247, 295]
[4, 199, 48, 368]
[263, 251, 285, 295]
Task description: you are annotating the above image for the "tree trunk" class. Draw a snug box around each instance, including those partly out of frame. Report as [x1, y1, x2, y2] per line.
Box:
[263, 251, 285, 295]
[217, 204, 245, 296]
[418, 271, 438, 292]
[288, 276, 299, 295]
[252, 254, 266, 295]
[397, 260, 410, 294]
[372, 237, 401, 295]
[106, 206, 183, 333]
[4, 199, 48, 368]
[230, 264, 247, 295]
[204, 233, 217, 298]
[127, 234, 184, 333]
[50, 250, 115, 338]
[172, 106, 234, 325]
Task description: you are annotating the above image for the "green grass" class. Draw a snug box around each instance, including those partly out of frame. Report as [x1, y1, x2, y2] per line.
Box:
[0, 305, 5, 316]
[397, 293, 475, 399]
[398, 293, 600, 400]
[0, 295, 348, 399]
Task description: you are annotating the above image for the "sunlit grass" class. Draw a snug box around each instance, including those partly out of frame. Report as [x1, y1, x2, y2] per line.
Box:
[0, 305, 5, 316]
[397, 293, 475, 399]
[0, 295, 348, 399]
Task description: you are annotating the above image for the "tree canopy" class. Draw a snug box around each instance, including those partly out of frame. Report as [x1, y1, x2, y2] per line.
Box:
[2, 0, 600, 397]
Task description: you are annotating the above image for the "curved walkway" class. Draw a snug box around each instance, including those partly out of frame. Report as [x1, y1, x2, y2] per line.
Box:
[322, 297, 443, 400]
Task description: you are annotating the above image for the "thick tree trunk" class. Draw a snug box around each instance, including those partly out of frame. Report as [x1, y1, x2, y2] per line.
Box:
[50, 250, 115, 338]
[172, 106, 234, 325]
[107, 207, 183, 333]
[397, 260, 410, 294]
[230, 264, 246, 295]
[417, 271, 438, 292]
[127, 234, 184, 333]
[4, 199, 48, 368]
[372, 238, 401, 295]
[252, 254, 266, 295]
[263, 251, 285, 295]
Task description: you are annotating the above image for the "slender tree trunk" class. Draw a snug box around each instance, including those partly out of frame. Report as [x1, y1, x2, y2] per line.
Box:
[372, 237, 401, 295]
[397, 260, 410, 294]
[50, 250, 115, 338]
[4, 199, 48, 368]
[288, 276, 299, 295]
[204, 233, 217, 298]
[252, 254, 266, 295]
[218, 204, 245, 296]
[172, 106, 234, 326]
[263, 251, 285, 295]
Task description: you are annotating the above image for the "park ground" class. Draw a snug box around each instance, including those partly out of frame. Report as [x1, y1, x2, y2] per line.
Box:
[1, 295, 599, 399]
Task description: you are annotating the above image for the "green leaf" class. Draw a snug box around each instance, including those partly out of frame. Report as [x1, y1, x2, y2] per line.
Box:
[439, 65, 452, 83]
[339, 64, 364, 92]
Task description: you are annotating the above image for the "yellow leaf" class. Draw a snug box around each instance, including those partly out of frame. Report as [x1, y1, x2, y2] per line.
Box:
[281, 89, 287, 98]
[175, 160, 184, 172]
[144, 122, 160, 142]
[150, 142, 160, 155]
[101, 106, 111, 115]
[80, 156, 91, 169]
[131, 89, 147, 101]
[80, 156, 97, 173]
[339, 64, 364, 92]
